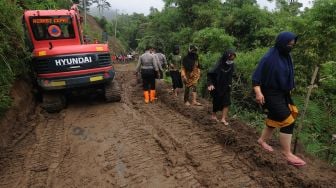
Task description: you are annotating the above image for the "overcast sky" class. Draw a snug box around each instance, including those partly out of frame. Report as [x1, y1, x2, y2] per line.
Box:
[106, 0, 313, 15]
[106, 0, 164, 15]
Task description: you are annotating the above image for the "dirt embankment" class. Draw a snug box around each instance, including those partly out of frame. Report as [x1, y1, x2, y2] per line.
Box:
[85, 14, 125, 54]
[0, 63, 335, 188]
[0, 77, 36, 148]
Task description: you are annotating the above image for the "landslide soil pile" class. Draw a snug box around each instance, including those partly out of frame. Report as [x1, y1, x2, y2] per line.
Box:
[0, 63, 335, 188]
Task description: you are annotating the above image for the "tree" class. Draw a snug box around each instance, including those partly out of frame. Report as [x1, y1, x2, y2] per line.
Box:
[163, 0, 222, 29]
[78, 0, 93, 12]
[269, 0, 303, 15]
[192, 27, 235, 53]
[92, 0, 111, 15]
[98, 16, 108, 30]
[223, 0, 257, 8]
[221, 3, 275, 50]
[293, 0, 336, 81]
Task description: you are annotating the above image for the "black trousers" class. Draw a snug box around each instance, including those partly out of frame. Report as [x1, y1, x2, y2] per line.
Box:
[263, 89, 295, 134]
[170, 70, 183, 89]
[267, 123, 295, 134]
[141, 70, 156, 91]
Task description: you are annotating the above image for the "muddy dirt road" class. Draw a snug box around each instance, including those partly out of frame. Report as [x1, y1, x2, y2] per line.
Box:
[0, 63, 335, 188]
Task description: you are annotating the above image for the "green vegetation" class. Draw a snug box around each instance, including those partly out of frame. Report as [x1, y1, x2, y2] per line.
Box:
[0, 1, 27, 115]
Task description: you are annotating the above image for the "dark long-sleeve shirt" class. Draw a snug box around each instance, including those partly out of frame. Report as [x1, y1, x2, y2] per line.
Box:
[252, 32, 297, 91]
[207, 61, 235, 96]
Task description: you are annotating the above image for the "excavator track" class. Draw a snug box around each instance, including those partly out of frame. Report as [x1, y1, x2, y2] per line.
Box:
[41, 92, 66, 113]
[104, 80, 121, 102]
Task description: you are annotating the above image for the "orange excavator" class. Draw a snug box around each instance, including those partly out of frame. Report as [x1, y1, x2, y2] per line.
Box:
[22, 4, 121, 112]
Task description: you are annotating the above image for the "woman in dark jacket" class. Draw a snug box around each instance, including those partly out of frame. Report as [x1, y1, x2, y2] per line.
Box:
[252, 31, 306, 166]
[207, 50, 236, 125]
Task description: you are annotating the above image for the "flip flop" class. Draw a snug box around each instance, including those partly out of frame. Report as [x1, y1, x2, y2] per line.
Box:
[287, 159, 306, 167]
[286, 156, 306, 167]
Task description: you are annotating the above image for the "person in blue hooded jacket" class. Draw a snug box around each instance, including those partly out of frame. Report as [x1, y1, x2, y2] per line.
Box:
[252, 31, 306, 166]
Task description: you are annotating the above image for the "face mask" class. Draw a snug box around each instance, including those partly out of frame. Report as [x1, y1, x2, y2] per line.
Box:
[286, 45, 293, 53]
[226, 60, 234, 65]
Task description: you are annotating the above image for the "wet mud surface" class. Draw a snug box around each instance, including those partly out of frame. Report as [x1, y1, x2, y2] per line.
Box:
[0, 63, 335, 187]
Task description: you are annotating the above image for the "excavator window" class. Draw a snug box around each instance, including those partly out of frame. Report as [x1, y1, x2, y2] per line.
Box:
[29, 16, 76, 40]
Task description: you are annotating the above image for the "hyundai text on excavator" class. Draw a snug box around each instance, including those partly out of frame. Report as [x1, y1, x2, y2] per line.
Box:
[22, 4, 121, 112]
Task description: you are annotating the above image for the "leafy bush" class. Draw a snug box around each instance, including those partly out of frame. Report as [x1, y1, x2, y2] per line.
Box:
[0, 1, 29, 116]
[319, 61, 336, 93]
[293, 95, 336, 163]
[192, 27, 236, 53]
[230, 48, 268, 109]
[198, 52, 221, 97]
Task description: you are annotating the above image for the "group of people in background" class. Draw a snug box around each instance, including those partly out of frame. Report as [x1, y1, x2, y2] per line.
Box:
[136, 44, 202, 106]
[112, 54, 134, 63]
[135, 31, 306, 166]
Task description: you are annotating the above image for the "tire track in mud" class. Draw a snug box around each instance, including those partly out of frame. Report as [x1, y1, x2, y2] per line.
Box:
[136, 102, 255, 187]
[94, 94, 172, 187]
[0, 152, 22, 187]
[101, 117, 169, 187]
[26, 113, 66, 187]
[121, 71, 258, 187]
[0, 143, 31, 187]
[119, 73, 204, 187]
[50, 94, 175, 187]
[0, 112, 66, 188]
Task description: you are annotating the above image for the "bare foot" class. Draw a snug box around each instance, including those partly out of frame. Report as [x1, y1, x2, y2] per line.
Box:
[191, 101, 202, 106]
[221, 119, 229, 125]
[211, 116, 219, 122]
[257, 139, 274, 152]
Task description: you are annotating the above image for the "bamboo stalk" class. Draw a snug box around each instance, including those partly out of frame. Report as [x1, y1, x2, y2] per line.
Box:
[293, 66, 319, 154]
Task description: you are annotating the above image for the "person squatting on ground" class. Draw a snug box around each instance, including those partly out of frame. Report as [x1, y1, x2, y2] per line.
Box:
[168, 45, 183, 97]
[252, 31, 306, 166]
[207, 50, 236, 125]
[181, 45, 202, 106]
[136, 47, 159, 104]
